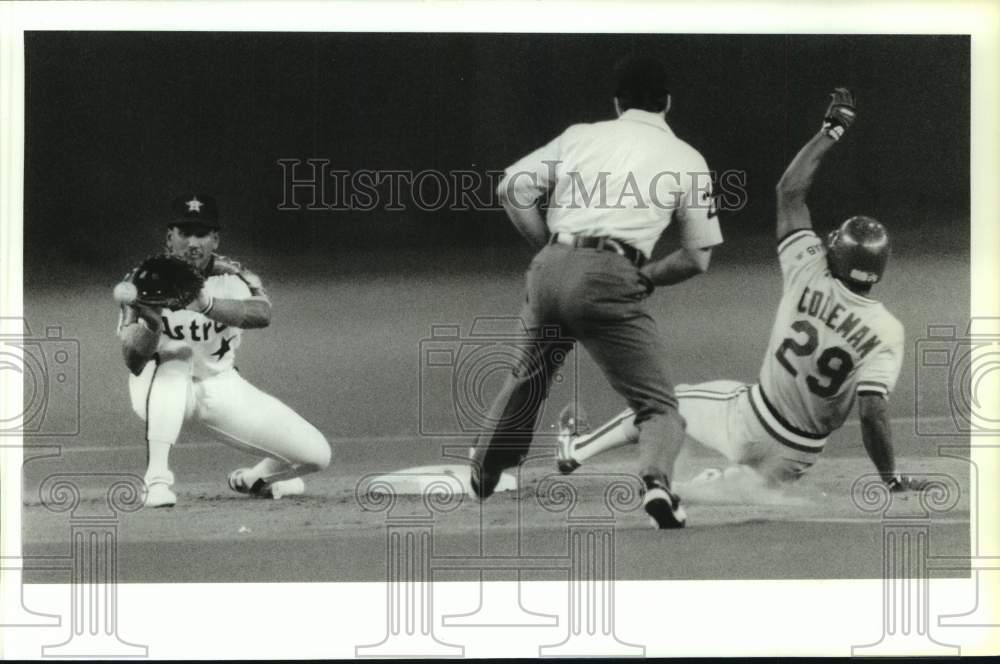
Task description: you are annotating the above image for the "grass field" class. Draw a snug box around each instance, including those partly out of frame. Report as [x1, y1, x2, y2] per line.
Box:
[19, 242, 972, 582]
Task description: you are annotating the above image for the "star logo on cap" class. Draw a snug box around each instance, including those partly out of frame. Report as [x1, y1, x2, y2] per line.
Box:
[186, 197, 203, 213]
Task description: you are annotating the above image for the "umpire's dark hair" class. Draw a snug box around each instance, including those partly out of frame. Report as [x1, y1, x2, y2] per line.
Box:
[614, 55, 670, 113]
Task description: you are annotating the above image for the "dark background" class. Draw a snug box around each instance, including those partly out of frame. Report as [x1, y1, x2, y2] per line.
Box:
[21, 31, 970, 446]
[25, 33, 969, 277]
[21, 32, 972, 582]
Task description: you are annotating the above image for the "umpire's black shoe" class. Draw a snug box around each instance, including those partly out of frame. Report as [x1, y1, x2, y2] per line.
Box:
[468, 443, 511, 501]
[641, 476, 687, 529]
[469, 439, 529, 501]
[469, 461, 502, 500]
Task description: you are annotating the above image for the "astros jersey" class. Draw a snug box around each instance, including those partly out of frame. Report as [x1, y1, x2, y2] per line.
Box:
[503, 109, 723, 258]
[754, 229, 904, 444]
[117, 258, 258, 379]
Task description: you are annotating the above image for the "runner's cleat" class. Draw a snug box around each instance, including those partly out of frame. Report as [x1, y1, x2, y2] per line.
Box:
[555, 403, 589, 475]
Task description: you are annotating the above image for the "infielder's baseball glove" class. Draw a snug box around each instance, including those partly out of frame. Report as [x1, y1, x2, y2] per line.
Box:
[130, 254, 205, 309]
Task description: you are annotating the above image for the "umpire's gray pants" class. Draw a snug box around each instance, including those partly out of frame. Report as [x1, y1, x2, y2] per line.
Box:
[471, 242, 681, 482]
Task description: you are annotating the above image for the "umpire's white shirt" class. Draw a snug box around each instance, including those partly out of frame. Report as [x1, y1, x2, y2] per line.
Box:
[504, 109, 723, 258]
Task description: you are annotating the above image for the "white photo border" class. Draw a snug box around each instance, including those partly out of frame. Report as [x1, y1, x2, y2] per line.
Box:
[1, 0, 997, 658]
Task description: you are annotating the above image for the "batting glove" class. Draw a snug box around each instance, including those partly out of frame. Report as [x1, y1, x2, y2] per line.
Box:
[884, 473, 929, 493]
[822, 87, 857, 141]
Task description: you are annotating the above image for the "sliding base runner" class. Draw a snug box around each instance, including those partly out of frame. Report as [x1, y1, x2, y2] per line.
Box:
[555, 89, 927, 496]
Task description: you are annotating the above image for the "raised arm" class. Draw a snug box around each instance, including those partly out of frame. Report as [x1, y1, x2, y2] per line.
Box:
[775, 88, 857, 240]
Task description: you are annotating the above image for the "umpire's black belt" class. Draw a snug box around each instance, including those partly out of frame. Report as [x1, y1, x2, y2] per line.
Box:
[549, 232, 645, 267]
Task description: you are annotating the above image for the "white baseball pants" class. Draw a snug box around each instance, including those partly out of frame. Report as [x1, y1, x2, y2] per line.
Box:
[129, 358, 331, 481]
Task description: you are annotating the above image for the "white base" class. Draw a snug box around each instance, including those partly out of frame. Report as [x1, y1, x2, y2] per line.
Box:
[367, 464, 517, 496]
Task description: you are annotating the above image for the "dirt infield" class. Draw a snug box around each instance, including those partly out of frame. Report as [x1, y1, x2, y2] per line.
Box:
[20, 253, 972, 583]
[22, 431, 970, 582]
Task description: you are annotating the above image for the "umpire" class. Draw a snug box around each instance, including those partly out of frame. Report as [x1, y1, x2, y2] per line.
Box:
[470, 56, 723, 528]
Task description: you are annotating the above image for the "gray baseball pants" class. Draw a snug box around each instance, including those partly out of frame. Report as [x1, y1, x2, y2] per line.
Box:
[470, 242, 685, 494]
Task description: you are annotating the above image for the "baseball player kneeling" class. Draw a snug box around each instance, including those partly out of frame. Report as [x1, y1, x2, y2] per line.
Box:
[116, 193, 331, 508]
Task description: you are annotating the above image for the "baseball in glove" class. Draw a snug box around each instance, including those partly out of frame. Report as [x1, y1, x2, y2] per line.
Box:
[130, 254, 206, 310]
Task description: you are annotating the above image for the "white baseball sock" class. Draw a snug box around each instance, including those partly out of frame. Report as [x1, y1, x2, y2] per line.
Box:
[572, 410, 640, 464]
[143, 359, 191, 485]
[145, 440, 174, 485]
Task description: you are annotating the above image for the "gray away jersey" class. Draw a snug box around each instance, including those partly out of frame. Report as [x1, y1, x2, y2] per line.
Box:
[756, 230, 904, 438]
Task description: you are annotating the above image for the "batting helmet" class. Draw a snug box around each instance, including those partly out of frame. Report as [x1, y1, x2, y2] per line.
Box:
[825, 215, 890, 290]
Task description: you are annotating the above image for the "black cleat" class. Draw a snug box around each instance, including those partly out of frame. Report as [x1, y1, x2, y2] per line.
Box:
[469, 463, 502, 500]
[469, 434, 532, 501]
[642, 477, 687, 529]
